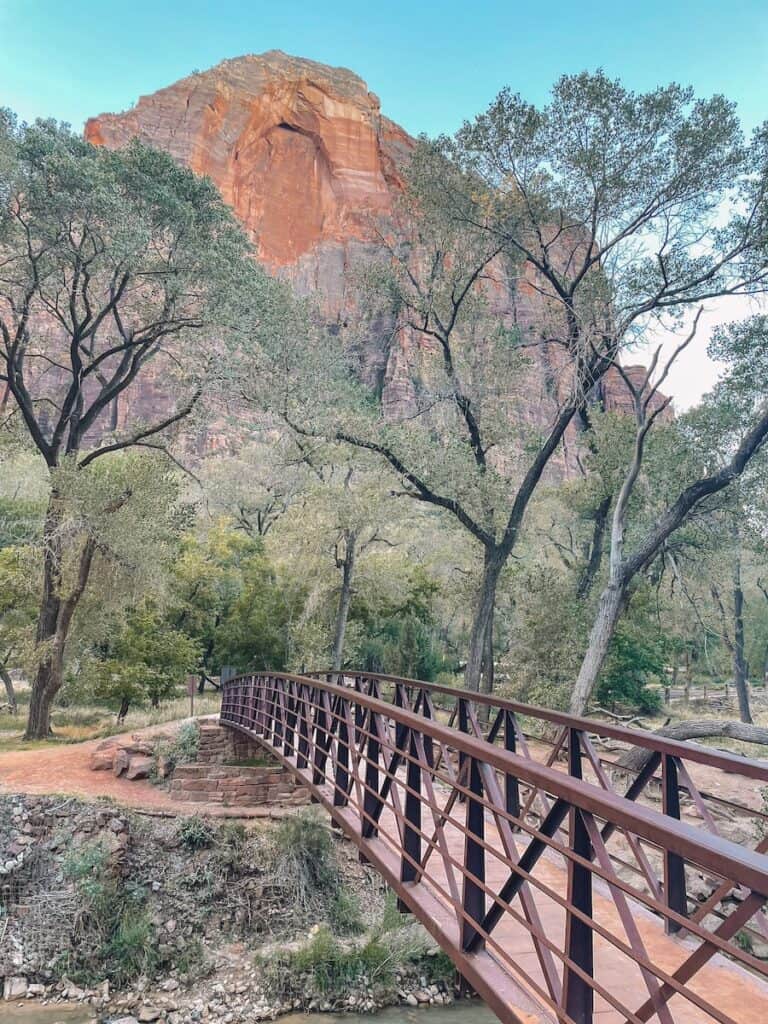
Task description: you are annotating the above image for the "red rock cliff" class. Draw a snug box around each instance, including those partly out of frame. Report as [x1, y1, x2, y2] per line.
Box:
[85, 51, 665, 446]
[86, 52, 410, 266]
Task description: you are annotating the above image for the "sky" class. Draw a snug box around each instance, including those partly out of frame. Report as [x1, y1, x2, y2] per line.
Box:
[1, 0, 767, 408]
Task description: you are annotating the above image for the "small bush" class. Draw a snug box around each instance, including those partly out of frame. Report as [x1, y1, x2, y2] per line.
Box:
[257, 922, 455, 1006]
[60, 839, 158, 986]
[172, 936, 207, 979]
[176, 815, 216, 850]
[213, 821, 248, 874]
[153, 720, 200, 780]
[270, 810, 362, 934]
[102, 907, 158, 986]
[258, 926, 395, 1002]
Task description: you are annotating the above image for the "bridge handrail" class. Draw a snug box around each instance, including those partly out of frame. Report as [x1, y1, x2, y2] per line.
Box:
[302, 668, 768, 781]
[221, 671, 768, 894]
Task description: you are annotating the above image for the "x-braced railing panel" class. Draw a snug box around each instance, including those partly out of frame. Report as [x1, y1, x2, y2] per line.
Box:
[221, 672, 768, 1024]
[305, 670, 768, 947]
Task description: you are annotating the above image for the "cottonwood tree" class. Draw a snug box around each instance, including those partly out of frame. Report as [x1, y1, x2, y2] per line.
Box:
[0, 113, 286, 737]
[260, 74, 768, 691]
[570, 316, 768, 715]
[281, 466, 401, 672]
[200, 434, 310, 539]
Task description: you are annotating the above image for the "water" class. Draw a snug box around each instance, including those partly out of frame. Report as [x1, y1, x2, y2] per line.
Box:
[2, 1002, 494, 1024]
[280, 1004, 497, 1024]
[0, 1006, 95, 1024]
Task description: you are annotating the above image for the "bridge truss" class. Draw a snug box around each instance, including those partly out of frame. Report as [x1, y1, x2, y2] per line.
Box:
[220, 670, 768, 1024]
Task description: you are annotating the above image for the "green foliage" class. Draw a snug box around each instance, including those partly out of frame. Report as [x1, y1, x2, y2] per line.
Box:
[0, 496, 43, 550]
[175, 815, 217, 851]
[596, 624, 665, 714]
[152, 721, 200, 779]
[0, 544, 38, 670]
[257, 926, 395, 1002]
[83, 603, 200, 714]
[257, 918, 455, 1006]
[61, 840, 158, 986]
[505, 565, 587, 709]
[169, 522, 300, 674]
[271, 810, 363, 935]
[349, 565, 452, 680]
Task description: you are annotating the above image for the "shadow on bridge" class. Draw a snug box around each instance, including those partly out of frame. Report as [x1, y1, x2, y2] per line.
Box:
[220, 670, 768, 1024]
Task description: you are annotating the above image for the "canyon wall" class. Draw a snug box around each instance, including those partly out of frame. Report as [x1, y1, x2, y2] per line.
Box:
[84, 51, 663, 450]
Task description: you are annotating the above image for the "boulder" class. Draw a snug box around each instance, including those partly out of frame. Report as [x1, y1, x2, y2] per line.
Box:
[90, 750, 116, 771]
[125, 755, 153, 780]
[137, 1006, 162, 1022]
[3, 976, 28, 1000]
[112, 749, 130, 777]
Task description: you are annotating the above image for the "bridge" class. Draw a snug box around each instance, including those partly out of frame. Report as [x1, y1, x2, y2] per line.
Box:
[219, 670, 768, 1024]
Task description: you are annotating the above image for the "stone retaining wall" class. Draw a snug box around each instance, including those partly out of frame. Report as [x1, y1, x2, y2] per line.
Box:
[170, 763, 308, 807]
[197, 719, 265, 764]
[172, 720, 308, 808]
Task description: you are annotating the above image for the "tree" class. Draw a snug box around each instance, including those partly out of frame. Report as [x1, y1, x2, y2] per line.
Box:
[570, 316, 768, 715]
[259, 74, 768, 691]
[0, 112, 285, 737]
[85, 604, 200, 721]
[168, 521, 286, 683]
[0, 545, 37, 711]
[294, 468, 399, 673]
[200, 434, 309, 539]
[213, 548, 304, 672]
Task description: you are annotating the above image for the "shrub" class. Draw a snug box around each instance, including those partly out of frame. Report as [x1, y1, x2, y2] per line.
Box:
[153, 720, 200, 780]
[596, 629, 665, 714]
[61, 839, 158, 986]
[175, 815, 216, 850]
[258, 926, 394, 1002]
[101, 907, 158, 986]
[257, 921, 455, 1005]
[270, 810, 363, 934]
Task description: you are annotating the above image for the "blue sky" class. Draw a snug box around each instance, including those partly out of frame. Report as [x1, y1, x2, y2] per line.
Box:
[1, 0, 767, 406]
[2, 0, 766, 136]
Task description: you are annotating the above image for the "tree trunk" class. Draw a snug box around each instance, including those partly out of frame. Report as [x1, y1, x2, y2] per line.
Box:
[25, 604, 64, 739]
[617, 719, 768, 774]
[331, 531, 356, 674]
[481, 609, 495, 696]
[570, 582, 626, 716]
[24, 656, 59, 738]
[731, 546, 752, 724]
[576, 494, 611, 598]
[25, 496, 95, 740]
[465, 548, 504, 693]
[0, 663, 18, 713]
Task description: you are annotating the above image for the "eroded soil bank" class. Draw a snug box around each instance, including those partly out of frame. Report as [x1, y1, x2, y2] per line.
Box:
[1, 794, 456, 1024]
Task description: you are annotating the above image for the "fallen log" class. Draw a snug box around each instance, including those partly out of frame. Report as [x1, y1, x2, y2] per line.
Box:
[617, 719, 768, 773]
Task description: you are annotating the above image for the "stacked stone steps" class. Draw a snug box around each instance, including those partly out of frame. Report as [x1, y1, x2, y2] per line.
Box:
[171, 736, 309, 807]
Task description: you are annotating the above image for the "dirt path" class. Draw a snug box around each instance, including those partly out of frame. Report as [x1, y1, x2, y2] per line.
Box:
[0, 717, 243, 815]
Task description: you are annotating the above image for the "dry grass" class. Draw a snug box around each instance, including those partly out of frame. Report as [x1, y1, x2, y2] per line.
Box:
[0, 689, 221, 752]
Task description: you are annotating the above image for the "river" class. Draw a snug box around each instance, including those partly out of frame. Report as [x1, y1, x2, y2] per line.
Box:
[2, 1001, 496, 1024]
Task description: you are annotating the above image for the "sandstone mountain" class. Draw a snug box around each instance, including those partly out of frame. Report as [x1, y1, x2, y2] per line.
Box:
[84, 51, 662, 444]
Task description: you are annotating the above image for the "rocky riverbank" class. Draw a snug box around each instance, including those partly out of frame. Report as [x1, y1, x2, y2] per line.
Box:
[1, 794, 455, 1024]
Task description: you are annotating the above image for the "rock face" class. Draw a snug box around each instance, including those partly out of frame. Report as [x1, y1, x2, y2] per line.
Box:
[87, 51, 415, 409]
[85, 51, 665, 442]
[86, 51, 409, 268]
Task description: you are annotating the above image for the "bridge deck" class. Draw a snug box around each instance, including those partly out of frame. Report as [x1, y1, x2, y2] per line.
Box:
[220, 671, 768, 1024]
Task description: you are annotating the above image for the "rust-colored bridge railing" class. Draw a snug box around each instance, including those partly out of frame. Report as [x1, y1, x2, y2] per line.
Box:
[220, 670, 768, 1024]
